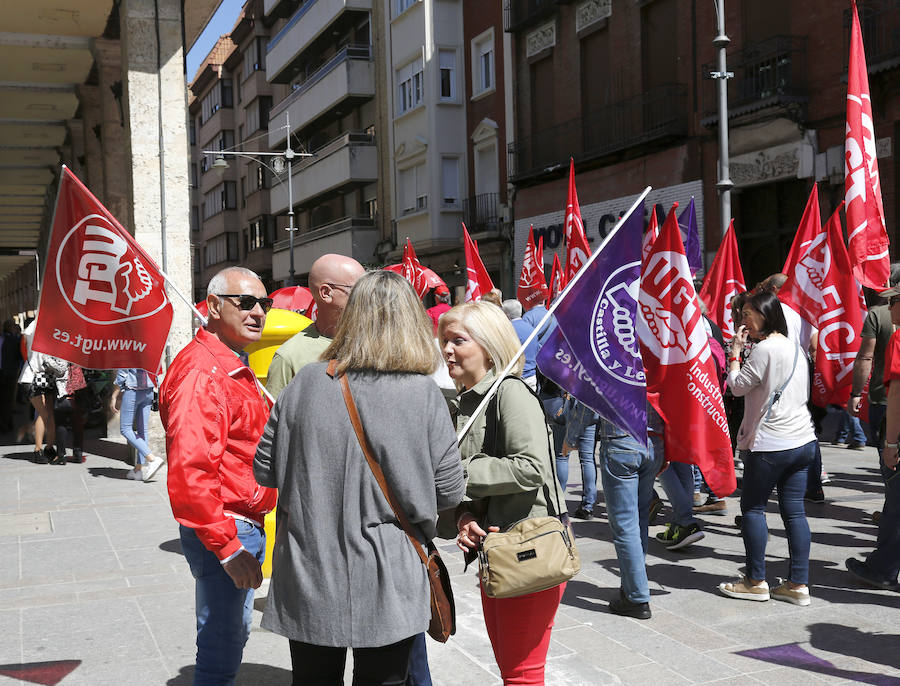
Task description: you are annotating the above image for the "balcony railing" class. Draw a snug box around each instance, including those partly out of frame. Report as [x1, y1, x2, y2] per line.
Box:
[508, 84, 688, 181]
[702, 35, 807, 118]
[843, 0, 900, 71]
[462, 193, 501, 233]
[503, 0, 557, 32]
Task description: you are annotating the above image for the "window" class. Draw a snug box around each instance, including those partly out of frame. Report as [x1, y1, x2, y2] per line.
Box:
[189, 119, 196, 145]
[191, 205, 200, 233]
[235, 75, 241, 104]
[200, 82, 234, 124]
[247, 216, 275, 252]
[200, 156, 209, 174]
[243, 38, 266, 80]
[240, 177, 246, 207]
[253, 163, 269, 192]
[221, 78, 233, 108]
[441, 157, 460, 207]
[439, 49, 456, 100]
[473, 31, 494, 95]
[214, 130, 235, 152]
[204, 232, 239, 267]
[396, 57, 424, 115]
[190, 164, 198, 188]
[202, 181, 237, 219]
[246, 96, 273, 134]
[396, 0, 419, 15]
[399, 163, 427, 214]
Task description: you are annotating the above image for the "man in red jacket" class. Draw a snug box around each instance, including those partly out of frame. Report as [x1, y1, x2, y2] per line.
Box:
[160, 266, 277, 685]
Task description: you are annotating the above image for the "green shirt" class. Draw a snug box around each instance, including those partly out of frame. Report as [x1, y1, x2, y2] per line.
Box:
[861, 304, 895, 405]
[265, 323, 332, 400]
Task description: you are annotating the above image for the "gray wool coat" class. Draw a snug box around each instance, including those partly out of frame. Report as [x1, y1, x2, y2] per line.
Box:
[253, 362, 465, 648]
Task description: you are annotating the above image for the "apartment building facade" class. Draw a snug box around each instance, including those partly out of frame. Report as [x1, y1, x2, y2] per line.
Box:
[506, 0, 900, 288]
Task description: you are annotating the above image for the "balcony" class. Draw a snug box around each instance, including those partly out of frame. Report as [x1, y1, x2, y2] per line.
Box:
[702, 35, 808, 124]
[843, 0, 900, 73]
[273, 215, 377, 278]
[267, 0, 372, 83]
[462, 193, 501, 234]
[269, 45, 374, 145]
[503, 0, 557, 33]
[508, 84, 688, 182]
[269, 131, 377, 212]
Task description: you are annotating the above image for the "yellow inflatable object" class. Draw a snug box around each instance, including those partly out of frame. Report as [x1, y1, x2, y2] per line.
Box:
[245, 307, 312, 577]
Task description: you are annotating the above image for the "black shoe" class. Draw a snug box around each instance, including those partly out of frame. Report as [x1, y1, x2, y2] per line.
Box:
[804, 489, 825, 504]
[648, 494, 664, 525]
[33, 449, 49, 465]
[573, 506, 594, 520]
[734, 515, 743, 529]
[49, 452, 67, 466]
[846, 558, 900, 591]
[610, 595, 651, 620]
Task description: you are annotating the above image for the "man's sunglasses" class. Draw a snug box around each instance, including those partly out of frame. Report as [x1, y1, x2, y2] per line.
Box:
[216, 294, 274, 313]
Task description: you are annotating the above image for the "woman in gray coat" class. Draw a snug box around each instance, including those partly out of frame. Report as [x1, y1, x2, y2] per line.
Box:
[254, 270, 465, 686]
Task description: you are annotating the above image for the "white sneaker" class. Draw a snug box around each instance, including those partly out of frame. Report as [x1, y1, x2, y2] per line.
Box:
[126, 468, 143, 481]
[143, 457, 166, 482]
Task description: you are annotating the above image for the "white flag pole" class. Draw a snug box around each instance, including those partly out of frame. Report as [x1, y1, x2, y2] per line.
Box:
[456, 186, 652, 445]
[160, 272, 208, 326]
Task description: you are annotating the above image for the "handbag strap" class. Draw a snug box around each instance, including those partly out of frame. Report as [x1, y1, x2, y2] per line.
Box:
[763, 340, 800, 422]
[328, 359, 430, 567]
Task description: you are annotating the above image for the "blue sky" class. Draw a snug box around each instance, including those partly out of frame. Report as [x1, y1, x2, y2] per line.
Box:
[186, 0, 245, 83]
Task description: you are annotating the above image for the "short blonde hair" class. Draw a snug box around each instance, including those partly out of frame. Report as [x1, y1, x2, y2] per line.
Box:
[322, 270, 440, 375]
[438, 302, 525, 388]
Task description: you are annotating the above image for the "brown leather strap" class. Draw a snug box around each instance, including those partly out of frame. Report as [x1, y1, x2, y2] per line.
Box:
[330, 359, 430, 567]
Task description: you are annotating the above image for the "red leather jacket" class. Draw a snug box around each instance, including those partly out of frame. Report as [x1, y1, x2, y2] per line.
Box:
[160, 327, 276, 560]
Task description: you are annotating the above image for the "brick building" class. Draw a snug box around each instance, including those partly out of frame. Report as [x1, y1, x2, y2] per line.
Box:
[506, 0, 900, 289]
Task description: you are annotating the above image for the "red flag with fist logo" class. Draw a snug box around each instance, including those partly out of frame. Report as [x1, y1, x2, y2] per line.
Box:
[463, 223, 494, 302]
[699, 220, 746, 338]
[517, 226, 549, 310]
[564, 158, 591, 283]
[846, 0, 890, 289]
[31, 166, 172, 372]
[638, 205, 735, 498]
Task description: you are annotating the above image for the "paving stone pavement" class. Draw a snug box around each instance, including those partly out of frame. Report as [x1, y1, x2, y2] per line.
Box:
[0, 434, 898, 685]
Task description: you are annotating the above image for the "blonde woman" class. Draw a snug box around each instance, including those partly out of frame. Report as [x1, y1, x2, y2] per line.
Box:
[439, 302, 564, 686]
[254, 270, 464, 685]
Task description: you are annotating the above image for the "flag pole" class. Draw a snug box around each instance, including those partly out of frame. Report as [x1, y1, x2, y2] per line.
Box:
[160, 272, 209, 326]
[456, 186, 652, 444]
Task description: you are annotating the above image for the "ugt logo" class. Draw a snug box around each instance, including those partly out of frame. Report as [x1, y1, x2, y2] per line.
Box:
[638, 251, 710, 366]
[56, 214, 169, 325]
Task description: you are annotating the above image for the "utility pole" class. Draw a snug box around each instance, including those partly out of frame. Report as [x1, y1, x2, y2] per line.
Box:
[711, 0, 733, 236]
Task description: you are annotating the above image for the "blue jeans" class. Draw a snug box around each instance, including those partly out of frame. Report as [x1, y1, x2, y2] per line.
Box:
[658, 462, 698, 527]
[120, 387, 153, 464]
[556, 422, 598, 510]
[867, 464, 900, 583]
[740, 440, 815, 585]
[836, 409, 867, 444]
[597, 419, 664, 604]
[406, 633, 432, 686]
[180, 521, 265, 686]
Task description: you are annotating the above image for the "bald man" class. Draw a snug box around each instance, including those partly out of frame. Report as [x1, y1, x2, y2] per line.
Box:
[266, 254, 365, 399]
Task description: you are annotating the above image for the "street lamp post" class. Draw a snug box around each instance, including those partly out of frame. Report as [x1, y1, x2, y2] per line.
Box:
[202, 112, 310, 285]
[711, 0, 734, 237]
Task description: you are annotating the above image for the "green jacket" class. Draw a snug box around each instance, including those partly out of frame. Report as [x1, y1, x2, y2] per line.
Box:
[450, 370, 559, 531]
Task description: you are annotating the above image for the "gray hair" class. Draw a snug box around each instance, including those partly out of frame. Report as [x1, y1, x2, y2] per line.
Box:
[501, 299, 523, 320]
[207, 267, 262, 297]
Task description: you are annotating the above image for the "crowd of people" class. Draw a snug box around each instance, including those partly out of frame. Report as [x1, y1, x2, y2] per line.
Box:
[3, 251, 898, 686]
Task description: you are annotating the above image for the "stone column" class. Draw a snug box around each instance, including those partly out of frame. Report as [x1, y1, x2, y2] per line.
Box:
[76, 85, 105, 199]
[65, 119, 86, 179]
[90, 38, 132, 230]
[120, 0, 193, 459]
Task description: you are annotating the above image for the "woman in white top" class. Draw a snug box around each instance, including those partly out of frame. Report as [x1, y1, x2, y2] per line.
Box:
[718, 290, 817, 606]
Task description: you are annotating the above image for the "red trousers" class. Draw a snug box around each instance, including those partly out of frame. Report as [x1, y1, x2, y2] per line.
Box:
[480, 582, 566, 685]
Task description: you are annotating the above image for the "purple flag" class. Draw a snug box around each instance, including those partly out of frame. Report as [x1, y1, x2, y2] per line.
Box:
[679, 197, 702, 276]
[536, 205, 647, 444]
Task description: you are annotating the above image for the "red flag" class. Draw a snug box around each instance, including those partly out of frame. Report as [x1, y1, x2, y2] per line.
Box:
[846, 0, 890, 289]
[780, 184, 824, 327]
[463, 223, 494, 302]
[399, 239, 431, 298]
[517, 226, 549, 310]
[641, 205, 660, 263]
[811, 205, 865, 406]
[638, 205, 735, 498]
[547, 252, 564, 306]
[699, 220, 746, 338]
[31, 166, 173, 372]
[563, 158, 591, 283]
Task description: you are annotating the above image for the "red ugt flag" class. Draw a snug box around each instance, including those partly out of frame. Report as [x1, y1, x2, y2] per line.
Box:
[638, 205, 735, 498]
[517, 226, 549, 310]
[32, 166, 173, 372]
[400, 238, 430, 298]
[780, 184, 825, 327]
[463, 223, 494, 302]
[641, 205, 660, 263]
[547, 252, 563, 306]
[699, 220, 746, 338]
[564, 158, 591, 283]
[846, 0, 890, 290]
